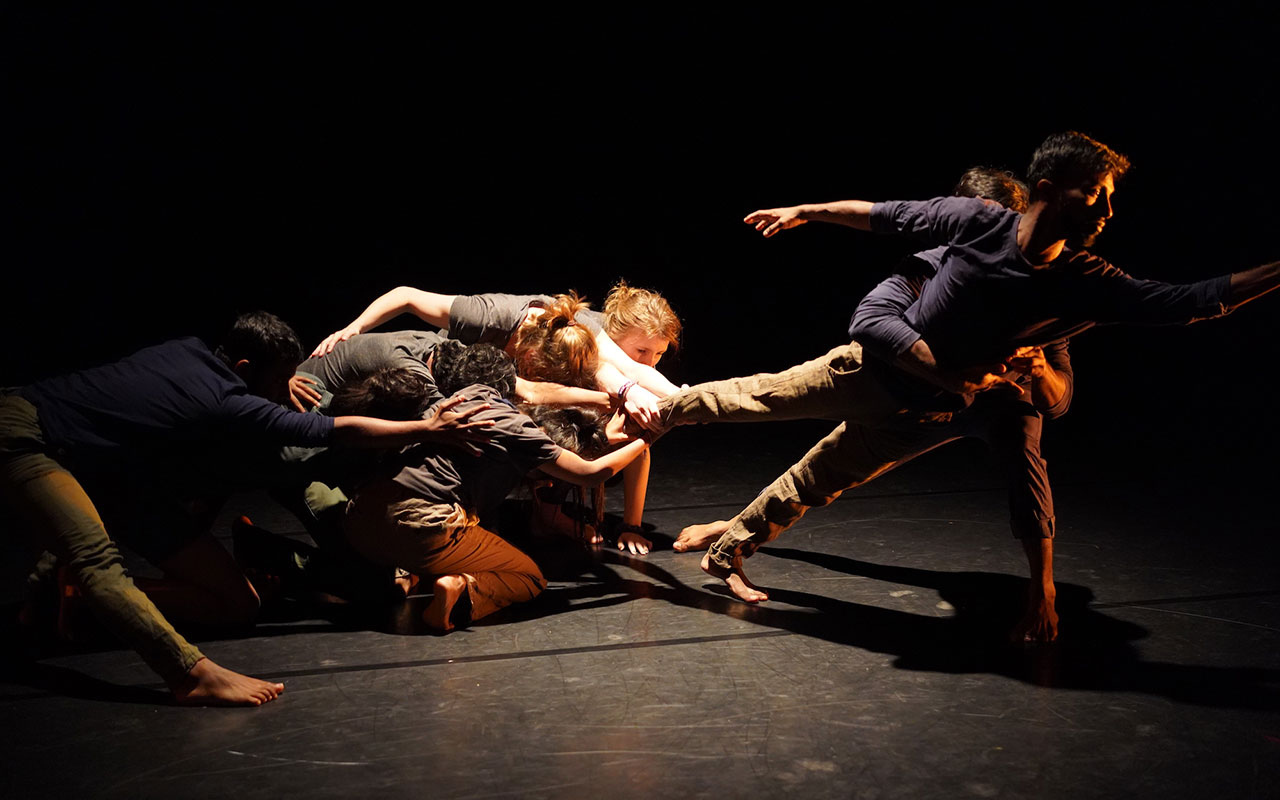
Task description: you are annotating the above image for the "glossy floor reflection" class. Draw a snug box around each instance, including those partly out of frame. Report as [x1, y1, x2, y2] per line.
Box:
[3, 421, 1278, 799]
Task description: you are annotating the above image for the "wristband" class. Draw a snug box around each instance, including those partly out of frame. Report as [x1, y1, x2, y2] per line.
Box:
[617, 380, 636, 401]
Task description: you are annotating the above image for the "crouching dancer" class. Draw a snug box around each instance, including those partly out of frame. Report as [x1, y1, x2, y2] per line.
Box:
[339, 355, 657, 632]
[1, 311, 492, 705]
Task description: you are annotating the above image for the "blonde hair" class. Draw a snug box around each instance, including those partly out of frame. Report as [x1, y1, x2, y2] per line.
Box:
[603, 280, 681, 348]
[509, 292, 600, 387]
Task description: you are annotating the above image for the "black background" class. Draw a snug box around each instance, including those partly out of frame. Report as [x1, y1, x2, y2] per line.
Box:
[5, 4, 1277, 468]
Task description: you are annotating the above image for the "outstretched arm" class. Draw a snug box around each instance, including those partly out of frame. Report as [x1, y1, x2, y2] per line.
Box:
[744, 200, 876, 238]
[594, 330, 680, 397]
[537, 437, 652, 487]
[1227, 261, 1280, 310]
[330, 395, 493, 451]
[514, 377, 612, 410]
[312, 287, 456, 357]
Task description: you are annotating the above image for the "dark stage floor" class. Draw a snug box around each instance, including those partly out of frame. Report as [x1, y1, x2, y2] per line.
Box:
[3, 420, 1279, 799]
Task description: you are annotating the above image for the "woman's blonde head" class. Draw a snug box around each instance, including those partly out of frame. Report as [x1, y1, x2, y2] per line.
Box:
[603, 280, 681, 349]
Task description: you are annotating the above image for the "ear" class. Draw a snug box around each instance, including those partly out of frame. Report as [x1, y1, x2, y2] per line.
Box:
[1035, 178, 1056, 197]
[232, 358, 253, 380]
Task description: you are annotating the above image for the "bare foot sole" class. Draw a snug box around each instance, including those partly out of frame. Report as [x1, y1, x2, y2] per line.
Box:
[701, 552, 769, 603]
[422, 575, 467, 633]
[170, 657, 284, 707]
[673, 520, 731, 553]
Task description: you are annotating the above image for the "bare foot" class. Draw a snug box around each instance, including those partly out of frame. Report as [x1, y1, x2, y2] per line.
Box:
[170, 657, 284, 707]
[422, 575, 467, 633]
[673, 519, 732, 553]
[701, 552, 768, 603]
[394, 569, 421, 598]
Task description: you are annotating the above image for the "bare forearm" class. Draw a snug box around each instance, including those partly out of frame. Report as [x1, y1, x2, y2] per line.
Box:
[605, 358, 678, 397]
[330, 415, 442, 448]
[1227, 261, 1280, 310]
[516, 377, 610, 408]
[621, 449, 650, 527]
[542, 438, 650, 486]
[797, 200, 877, 230]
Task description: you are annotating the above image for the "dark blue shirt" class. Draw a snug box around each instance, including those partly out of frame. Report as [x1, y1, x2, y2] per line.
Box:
[21, 337, 334, 470]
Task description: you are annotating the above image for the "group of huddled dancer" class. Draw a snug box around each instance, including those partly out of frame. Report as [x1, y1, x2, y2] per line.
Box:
[4, 130, 1278, 707]
[1, 280, 683, 705]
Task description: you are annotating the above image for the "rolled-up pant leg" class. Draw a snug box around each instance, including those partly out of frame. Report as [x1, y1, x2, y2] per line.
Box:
[344, 481, 546, 622]
[658, 343, 899, 426]
[706, 416, 961, 571]
[0, 396, 203, 685]
[965, 399, 1055, 540]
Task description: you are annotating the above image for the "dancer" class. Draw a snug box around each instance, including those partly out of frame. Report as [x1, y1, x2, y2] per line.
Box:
[339, 367, 657, 631]
[664, 132, 1280, 641]
[1, 311, 491, 704]
[310, 282, 682, 553]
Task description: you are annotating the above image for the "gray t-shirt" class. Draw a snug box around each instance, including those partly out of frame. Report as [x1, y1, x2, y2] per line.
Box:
[297, 330, 447, 410]
[447, 293, 604, 347]
[387, 385, 562, 513]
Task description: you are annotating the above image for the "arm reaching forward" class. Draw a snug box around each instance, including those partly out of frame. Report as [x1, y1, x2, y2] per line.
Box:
[744, 200, 876, 238]
[313, 287, 456, 357]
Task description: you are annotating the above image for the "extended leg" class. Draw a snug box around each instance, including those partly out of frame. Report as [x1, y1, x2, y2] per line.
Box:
[705, 418, 959, 601]
[658, 343, 898, 427]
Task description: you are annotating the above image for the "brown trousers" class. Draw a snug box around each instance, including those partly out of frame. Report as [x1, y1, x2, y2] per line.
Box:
[343, 480, 546, 622]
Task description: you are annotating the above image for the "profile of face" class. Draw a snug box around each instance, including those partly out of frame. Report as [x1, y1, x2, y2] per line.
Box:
[613, 329, 670, 367]
[1058, 172, 1115, 248]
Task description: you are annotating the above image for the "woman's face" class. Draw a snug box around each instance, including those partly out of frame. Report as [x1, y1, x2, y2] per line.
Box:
[613, 329, 670, 367]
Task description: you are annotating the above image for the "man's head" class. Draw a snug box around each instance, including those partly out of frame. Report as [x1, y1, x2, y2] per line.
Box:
[431, 340, 518, 401]
[954, 167, 1029, 212]
[215, 311, 304, 404]
[1028, 131, 1131, 247]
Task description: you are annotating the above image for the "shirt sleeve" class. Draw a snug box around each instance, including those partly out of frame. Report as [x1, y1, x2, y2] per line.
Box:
[448, 294, 538, 346]
[848, 254, 936, 359]
[1065, 253, 1232, 325]
[870, 196, 1009, 248]
[219, 393, 335, 447]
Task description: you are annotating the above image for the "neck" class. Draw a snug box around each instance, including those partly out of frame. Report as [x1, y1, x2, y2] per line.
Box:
[1017, 203, 1068, 267]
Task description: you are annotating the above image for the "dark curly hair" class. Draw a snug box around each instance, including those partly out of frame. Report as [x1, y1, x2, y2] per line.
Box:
[1028, 131, 1130, 201]
[329, 367, 433, 420]
[214, 310, 303, 369]
[523, 405, 610, 457]
[431, 340, 517, 401]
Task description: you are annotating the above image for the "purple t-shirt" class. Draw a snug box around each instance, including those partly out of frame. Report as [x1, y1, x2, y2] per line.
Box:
[867, 197, 1232, 368]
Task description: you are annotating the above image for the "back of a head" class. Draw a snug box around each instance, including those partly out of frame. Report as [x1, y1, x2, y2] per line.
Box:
[524, 404, 610, 458]
[1027, 131, 1131, 200]
[953, 167, 1030, 212]
[510, 292, 600, 388]
[329, 367, 432, 420]
[603, 280, 682, 349]
[431, 340, 518, 401]
[215, 310, 304, 370]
